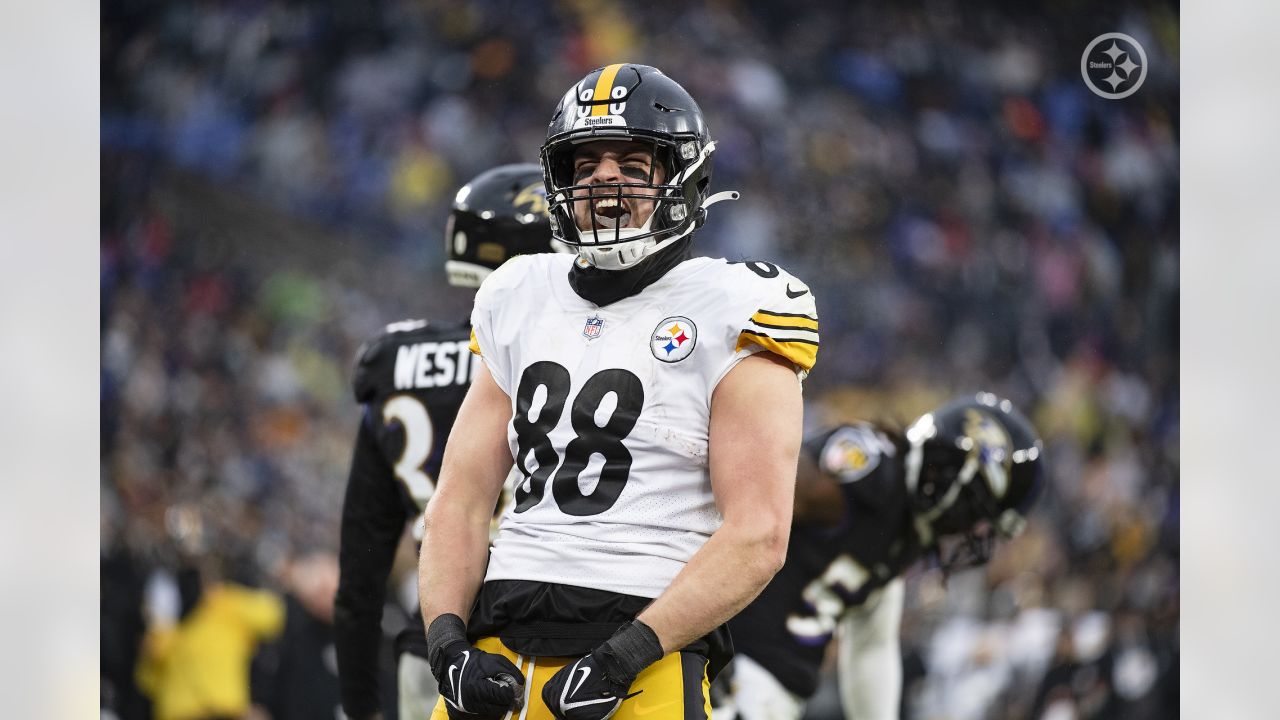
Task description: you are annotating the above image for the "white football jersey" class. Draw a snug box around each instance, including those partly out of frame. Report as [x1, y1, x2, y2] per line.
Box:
[469, 253, 819, 598]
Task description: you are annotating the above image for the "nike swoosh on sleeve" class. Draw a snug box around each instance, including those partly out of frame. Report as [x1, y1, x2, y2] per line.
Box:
[785, 285, 808, 298]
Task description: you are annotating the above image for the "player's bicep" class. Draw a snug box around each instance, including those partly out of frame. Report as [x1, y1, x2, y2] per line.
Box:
[708, 352, 803, 530]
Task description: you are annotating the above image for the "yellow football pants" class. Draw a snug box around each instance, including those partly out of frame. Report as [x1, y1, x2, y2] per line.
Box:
[429, 636, 711, 719]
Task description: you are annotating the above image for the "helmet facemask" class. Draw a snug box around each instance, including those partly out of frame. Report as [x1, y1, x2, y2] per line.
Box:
[542, 130, 716, 271]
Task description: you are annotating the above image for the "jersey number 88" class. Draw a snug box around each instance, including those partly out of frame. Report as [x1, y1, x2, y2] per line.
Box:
[511, 361, 644, 517]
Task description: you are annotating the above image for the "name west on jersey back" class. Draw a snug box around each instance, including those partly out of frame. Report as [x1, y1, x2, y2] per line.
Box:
[394, 340, 478, 390]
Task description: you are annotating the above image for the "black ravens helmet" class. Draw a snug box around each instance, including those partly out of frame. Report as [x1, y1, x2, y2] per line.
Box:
[444, 163, 556, 288]
[540, 63, 738, 270]
[903, 393, 1046, 569]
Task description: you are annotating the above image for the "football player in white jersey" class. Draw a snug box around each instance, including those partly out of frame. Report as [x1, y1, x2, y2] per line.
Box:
[417, 63, 820, 719]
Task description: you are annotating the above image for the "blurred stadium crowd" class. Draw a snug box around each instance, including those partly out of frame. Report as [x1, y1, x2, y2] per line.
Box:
[101, 1, 1179, 718]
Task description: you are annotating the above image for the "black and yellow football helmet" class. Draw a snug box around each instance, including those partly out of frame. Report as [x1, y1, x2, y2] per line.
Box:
[904, 393, 1046, 568]
[540, 63, 737, 270]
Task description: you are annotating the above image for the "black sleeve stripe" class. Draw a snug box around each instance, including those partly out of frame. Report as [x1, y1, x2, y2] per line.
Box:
[751, 319, 820, 333]
[756, 308, 819, 321]
[738, 328, 821, 346]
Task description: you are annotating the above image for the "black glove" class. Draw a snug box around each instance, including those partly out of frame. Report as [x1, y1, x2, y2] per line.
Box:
[542, 620, 664, 720]
[427, 614, 525, 718]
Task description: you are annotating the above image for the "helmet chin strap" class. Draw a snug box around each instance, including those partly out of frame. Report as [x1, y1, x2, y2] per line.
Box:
[576, 211, 669, 271]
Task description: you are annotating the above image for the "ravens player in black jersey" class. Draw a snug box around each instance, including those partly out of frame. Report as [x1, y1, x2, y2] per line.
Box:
[719, 393, 1045, 720]
[334, 164, 557, 720]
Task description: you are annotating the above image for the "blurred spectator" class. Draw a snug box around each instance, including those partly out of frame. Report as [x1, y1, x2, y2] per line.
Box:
[250, 553, 343, 720]
[102, 516, 154, 720]
[135, 553, 285, 720]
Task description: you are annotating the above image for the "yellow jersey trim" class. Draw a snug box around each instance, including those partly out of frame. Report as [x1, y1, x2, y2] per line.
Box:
[736, 328, 819, 371]
[750, 309, 819, 333]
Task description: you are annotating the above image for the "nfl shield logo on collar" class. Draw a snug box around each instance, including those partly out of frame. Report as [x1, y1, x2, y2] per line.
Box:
[583, 315, 605, 339]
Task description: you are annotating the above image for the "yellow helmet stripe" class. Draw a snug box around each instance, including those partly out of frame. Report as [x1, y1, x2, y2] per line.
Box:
[590, 63, 626, 116]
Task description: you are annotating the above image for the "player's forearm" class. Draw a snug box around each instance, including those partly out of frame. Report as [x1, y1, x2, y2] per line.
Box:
[418, 364, 514, 626]
[417, 497, 492, 624]
[637, 514, 789, 654]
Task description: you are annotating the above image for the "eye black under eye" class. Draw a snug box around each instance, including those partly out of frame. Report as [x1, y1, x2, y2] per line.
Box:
[620, 166, 649, 180]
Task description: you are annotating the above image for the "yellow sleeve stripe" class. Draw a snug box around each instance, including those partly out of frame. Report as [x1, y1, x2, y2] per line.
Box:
[750, 310, 818, 332]
[736, 329, 819, 371]
[468, 329, 482, 356]
[590, 63, 625, 116]
[751, 318, 819, 333]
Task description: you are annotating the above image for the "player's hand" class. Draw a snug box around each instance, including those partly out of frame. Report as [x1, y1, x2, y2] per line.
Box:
[541, 620, 664, 720]
[433, 641, 524, 718]
[427, 614, 525, 718]
[542, 652, 636, 720]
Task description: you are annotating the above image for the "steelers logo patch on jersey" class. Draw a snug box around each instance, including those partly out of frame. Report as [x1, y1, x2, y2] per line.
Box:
[820, 426, 882, 483]
[651, 316, 697, 363]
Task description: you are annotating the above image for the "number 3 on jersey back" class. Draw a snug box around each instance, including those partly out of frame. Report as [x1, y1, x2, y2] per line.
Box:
[381, 394, 436, 510]
[511, 361, 644, 517]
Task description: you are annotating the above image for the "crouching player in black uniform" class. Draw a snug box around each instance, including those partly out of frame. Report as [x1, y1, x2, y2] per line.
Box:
[720, 394, 1045, 720]
[334, 164, 559, 720]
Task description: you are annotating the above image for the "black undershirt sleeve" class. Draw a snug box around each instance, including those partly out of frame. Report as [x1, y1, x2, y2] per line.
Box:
[334, 411, 410, 718]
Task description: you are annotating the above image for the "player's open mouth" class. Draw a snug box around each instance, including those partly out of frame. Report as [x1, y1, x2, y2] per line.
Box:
[591, 197, 631, 230]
